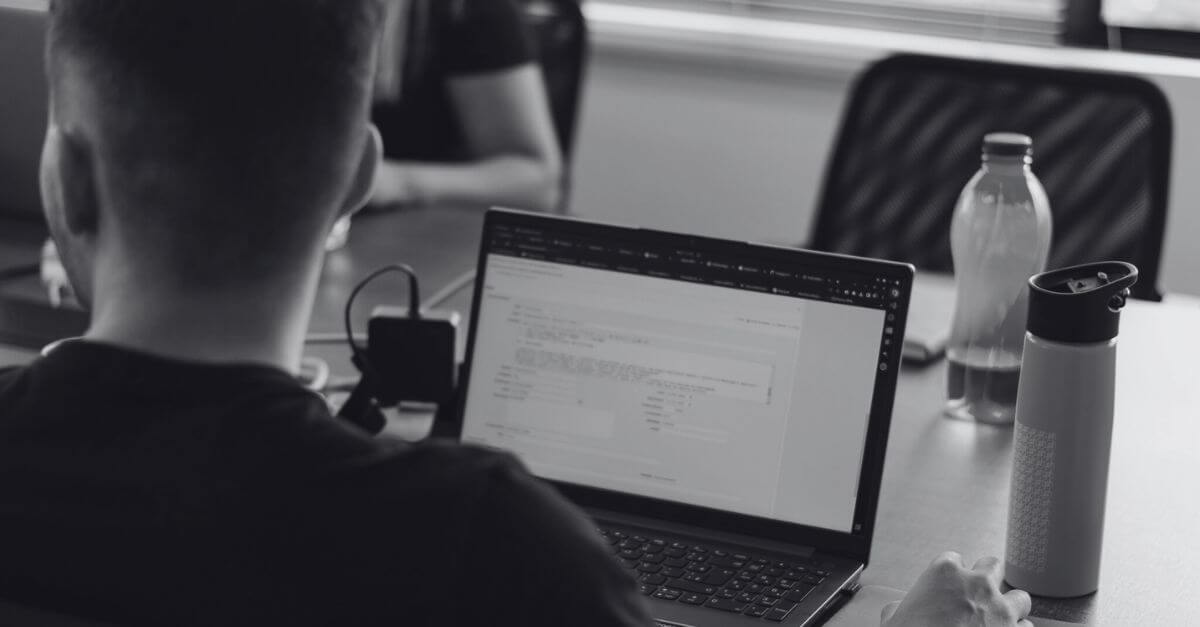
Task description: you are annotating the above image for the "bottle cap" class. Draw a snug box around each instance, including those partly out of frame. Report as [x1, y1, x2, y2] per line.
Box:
[1026, 261, 1138, 344]
[983, 132, 1033, 158]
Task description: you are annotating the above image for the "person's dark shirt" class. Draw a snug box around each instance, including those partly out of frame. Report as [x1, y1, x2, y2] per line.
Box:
[0, 341, 649, 626]
[372, 0, 532, 163]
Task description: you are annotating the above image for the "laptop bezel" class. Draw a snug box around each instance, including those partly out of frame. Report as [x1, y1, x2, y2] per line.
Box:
[451, 208, 914, 565]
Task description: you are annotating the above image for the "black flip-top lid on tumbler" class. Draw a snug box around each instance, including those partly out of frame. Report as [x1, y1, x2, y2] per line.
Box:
[1027, 262, 1138, 344]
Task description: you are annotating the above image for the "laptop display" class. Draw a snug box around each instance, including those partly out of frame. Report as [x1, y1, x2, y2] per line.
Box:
[460, 210, 911, 539]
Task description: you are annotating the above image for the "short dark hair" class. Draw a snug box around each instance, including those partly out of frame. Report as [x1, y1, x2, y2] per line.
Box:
[48, 0, 383, 284]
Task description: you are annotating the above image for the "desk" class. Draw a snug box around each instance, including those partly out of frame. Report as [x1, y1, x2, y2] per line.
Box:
[2, 208, 1198, 624]
[310, 207, 484, 336]
[319, 209, 1200, 624]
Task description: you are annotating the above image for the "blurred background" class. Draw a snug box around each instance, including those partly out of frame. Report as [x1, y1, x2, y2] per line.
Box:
[4, 0, 1200, 295]
[567, 0, 1200, 296]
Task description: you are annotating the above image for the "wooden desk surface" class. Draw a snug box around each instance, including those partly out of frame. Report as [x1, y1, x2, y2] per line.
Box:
[2, 208, 1198, 623]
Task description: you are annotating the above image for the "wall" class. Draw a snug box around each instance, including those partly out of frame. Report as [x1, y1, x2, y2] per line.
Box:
[573, 50, 849, 248]
[571, 4, 1200, 296]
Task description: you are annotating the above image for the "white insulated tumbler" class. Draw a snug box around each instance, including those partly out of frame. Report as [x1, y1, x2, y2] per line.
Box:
[1004, 261, 1138, 598]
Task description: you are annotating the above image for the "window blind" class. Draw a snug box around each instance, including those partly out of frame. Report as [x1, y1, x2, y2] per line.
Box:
[616, 0, 1067, 46]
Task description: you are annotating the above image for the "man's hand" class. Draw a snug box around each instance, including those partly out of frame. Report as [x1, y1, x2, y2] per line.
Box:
[882, 552, 1033, 627]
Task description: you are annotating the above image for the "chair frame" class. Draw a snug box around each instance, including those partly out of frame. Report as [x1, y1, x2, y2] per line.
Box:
[810, 54, 1174, 301]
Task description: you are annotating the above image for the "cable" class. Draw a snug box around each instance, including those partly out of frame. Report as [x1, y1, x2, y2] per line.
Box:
[343, 263, 420, 374]
[331, 264, 422, 435]
[306, 267, 472, 346]
[421, 269, 476, 311]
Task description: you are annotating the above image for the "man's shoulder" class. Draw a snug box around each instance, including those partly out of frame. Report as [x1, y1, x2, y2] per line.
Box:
[344, 438, 531, 495]
[325, 439, 592, 556]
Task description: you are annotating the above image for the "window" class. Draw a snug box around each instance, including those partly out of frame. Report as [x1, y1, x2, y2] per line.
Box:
[611, 0, 1068, 46]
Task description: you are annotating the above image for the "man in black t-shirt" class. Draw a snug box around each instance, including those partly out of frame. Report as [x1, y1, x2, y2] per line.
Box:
[0, 1, 646, 625]
[0, 1, 1034, 626]
[368, 0, 564, 212]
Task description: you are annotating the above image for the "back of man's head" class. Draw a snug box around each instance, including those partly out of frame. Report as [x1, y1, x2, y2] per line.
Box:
[46, 0, 383, 287]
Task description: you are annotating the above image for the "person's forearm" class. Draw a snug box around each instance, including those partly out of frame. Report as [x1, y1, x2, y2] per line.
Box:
[397, 156, 563, 213]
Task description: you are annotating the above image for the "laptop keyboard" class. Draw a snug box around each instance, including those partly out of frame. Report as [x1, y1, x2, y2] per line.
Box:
[598, 526, 830, 622]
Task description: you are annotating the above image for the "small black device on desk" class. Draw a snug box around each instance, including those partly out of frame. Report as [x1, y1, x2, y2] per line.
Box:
[336, 265, 458, 434]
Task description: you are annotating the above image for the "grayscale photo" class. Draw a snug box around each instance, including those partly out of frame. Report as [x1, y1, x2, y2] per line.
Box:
[0, 0, 1197, 625]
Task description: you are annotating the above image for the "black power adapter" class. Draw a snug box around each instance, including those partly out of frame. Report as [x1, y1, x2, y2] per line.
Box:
[336, 264, 462, 435]
[366, 306, 458, 407]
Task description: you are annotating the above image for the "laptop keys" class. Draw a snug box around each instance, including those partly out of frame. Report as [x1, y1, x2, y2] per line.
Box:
[665, 580, 717, 595]
[711, 554, 747, 568]
[653, 587, 682, 601]
[782, 585, 815, 603]
[763, 607, 793, 622]
[702, 568, 736, 586]
[705, 597, 746, 613]
[602, 525, 831, 621]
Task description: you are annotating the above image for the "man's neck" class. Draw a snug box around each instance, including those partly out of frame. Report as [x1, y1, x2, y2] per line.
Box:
[84, 263, 320, 375]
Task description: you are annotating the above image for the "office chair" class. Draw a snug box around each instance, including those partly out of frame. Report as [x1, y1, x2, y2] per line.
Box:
[809, 54, 1172, 301]
[519, 0, 589, 212]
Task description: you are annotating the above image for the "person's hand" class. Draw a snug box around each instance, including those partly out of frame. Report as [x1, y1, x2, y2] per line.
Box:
[40, 238, 76, 308]
[370, 161, 418, 210]
[882, 552, 1033, 627]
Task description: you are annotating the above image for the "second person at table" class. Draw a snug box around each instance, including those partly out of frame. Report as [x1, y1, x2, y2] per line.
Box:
[369, 0, 562, 213]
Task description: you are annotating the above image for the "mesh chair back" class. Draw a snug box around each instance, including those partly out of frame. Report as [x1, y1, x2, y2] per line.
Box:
[811, 55, 1172, 300]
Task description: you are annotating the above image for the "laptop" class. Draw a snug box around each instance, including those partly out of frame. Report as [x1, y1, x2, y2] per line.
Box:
[450, 209, 913, 626]
[0, 1, 50, 225]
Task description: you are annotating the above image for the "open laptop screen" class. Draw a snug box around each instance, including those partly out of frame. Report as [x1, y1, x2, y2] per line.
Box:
[460, 213, 906, 535]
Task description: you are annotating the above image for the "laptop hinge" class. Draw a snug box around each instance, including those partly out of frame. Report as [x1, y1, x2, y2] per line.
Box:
[588, 507, 819, 559]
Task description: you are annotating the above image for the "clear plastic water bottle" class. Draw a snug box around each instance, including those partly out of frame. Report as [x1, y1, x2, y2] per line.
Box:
[945, 133, 1053, 424]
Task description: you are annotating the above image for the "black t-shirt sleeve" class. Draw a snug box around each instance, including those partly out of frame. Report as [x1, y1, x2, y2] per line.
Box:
[456, 454, 652, 626]
[441, 0, 534, 76]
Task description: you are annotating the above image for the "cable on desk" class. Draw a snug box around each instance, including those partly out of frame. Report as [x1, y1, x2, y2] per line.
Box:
[304, 268, 472, 346]
[343, 264, 420, 368]
[331, 264, 423, 435]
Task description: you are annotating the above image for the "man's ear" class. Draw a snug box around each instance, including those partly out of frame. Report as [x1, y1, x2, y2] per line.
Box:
[338, 124, 382, 218]
[40, 124, 99, 236]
